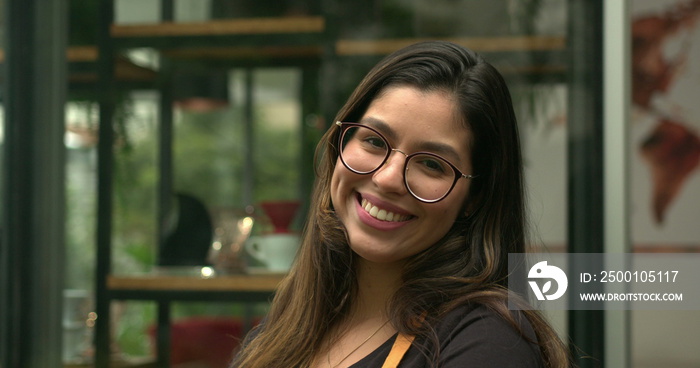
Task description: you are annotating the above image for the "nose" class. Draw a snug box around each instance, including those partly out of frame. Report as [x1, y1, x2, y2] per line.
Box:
[371, 149, 408, 195]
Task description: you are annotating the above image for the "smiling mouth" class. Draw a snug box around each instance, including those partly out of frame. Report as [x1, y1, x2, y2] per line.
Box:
[360, 197, 413, 222]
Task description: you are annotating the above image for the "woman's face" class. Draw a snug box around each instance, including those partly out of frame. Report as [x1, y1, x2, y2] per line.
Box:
[331, 86, 473, 264]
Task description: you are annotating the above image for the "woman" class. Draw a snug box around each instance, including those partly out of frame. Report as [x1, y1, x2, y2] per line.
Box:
[231, 41, 571, 367]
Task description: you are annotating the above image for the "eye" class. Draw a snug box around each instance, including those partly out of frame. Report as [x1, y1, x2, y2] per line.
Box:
[423, 159, 447, 172]
[363, 136, 387, 150]
[412, 155, 450, 176]
[352, 127, 388, 151]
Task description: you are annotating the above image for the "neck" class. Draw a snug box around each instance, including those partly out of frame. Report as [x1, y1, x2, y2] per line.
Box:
[351, 258, 404, 320]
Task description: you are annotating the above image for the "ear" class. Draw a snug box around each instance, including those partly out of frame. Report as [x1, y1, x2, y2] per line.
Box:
[460, 197, 474, 218]
[460, 182, 483, 218]
[456, 206, 471, 222]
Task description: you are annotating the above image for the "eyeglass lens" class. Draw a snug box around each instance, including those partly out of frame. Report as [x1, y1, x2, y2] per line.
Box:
[340, 125, 457, 201]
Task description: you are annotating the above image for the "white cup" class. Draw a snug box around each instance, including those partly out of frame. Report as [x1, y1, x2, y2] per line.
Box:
[245, 234, 299, 272]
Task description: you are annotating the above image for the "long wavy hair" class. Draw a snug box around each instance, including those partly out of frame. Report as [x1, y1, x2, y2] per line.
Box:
[231, 41, 570, 368]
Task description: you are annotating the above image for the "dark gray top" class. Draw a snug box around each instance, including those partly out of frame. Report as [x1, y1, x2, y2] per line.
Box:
[234, 304, 543, 367]
[349, 304, 543, 367]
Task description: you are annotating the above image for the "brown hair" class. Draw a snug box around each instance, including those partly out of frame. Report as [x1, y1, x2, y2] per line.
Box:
[231, 41, 571, 368]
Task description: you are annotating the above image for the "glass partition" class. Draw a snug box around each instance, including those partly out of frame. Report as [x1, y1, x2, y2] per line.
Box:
[87, 0, 581, 365]
[44, 0, 700, 366]
[629, 1, 700, 367]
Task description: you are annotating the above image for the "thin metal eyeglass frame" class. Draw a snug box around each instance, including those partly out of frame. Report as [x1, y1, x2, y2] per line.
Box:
[335, 121, 475, 203]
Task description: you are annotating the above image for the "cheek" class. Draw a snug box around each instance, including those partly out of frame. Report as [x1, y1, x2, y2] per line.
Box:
[434, 206, 461, 229]
[431, 186, 470, 227]
[330, 159, 347, 208]
[451, 182, 471, 213]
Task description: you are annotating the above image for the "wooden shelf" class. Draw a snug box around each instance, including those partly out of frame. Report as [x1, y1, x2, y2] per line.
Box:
[336, 35, 566, 56]
[111, 16, 325, 38]
[162, 45, 324, 60]
[65, 357, 156, 368]
[0, 45, 158, 85]
[0, 46, 99, 63]
[107, 274, 285, 293]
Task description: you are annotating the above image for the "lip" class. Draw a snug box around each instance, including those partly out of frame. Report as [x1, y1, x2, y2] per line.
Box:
[361, 193, 412, 215]
[354, 192, 414, 231]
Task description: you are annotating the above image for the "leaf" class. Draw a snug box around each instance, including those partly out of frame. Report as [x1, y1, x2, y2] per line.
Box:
[542, 281, 552, 294]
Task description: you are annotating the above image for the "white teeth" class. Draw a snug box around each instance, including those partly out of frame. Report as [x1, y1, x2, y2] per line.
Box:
[361, 199, 409, 222]
[369, 205, 379, 217]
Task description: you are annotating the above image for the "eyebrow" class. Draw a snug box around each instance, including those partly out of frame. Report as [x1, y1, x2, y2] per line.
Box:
[360, 117, 398, 141]
[359, 117, 465, 164]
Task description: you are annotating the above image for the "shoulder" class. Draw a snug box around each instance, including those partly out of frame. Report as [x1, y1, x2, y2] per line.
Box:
[398, 303, 543, 368]
[431, 304, 543, 367]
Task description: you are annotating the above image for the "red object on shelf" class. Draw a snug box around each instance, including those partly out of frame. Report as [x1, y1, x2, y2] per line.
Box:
[260, 200, 300, 233]
[149, 318, 244, 368]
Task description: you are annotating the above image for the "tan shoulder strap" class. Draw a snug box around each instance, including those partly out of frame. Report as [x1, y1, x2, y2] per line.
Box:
[380, 333, 415, 368]
[381, 312, 426, 368]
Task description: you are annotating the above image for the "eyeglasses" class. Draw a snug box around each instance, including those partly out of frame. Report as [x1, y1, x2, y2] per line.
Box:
[336, 121, 475, 203]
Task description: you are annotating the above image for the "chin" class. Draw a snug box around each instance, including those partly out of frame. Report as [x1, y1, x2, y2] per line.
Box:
[347, 237, 412, 265]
